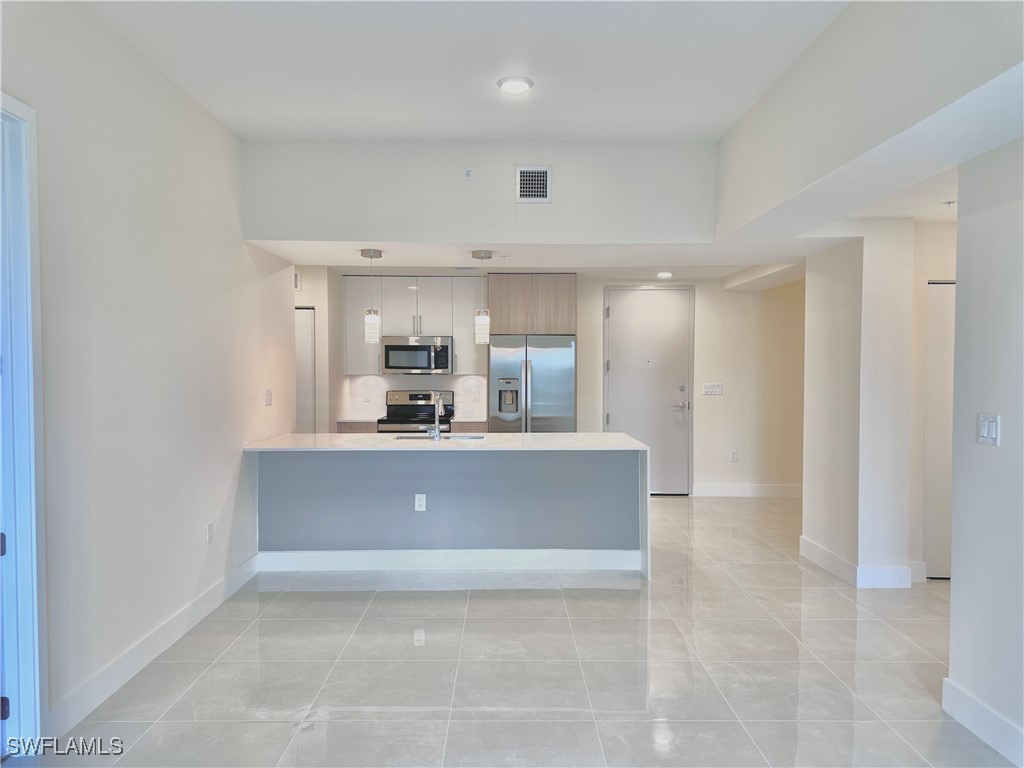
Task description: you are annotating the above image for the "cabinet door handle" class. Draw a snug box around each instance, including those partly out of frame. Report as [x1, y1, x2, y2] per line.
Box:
[419, 315, 423, 335]
[412, 314, 417, 336]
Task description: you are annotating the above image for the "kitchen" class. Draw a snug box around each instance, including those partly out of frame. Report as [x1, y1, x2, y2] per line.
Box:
[258, 264, 652, 574]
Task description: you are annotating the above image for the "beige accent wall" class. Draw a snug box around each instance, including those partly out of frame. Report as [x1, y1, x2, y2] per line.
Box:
[578, 275, 805, 495]
[2, 1, 295, 721]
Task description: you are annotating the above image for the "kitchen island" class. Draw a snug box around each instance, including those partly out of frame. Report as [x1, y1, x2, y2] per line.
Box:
[243, 432, 650, 577]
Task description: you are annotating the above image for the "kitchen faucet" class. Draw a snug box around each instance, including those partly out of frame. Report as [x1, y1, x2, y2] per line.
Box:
[428, 391, 443, 441]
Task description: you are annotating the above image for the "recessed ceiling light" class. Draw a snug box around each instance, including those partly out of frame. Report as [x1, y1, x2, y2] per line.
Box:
[657, 272, 673, 279]
[497, 76, 533, 96]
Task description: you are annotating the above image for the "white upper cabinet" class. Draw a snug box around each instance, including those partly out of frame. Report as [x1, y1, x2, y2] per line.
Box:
[416, 277, 454, 336]
[343, 276, 382, 375]
[380, 277, 419, 336]
[452, 276, 487, 375]
[381, 276, 453, 336]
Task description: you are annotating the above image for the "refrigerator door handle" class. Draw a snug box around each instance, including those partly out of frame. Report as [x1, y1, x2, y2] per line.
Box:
[520, 360, 528, 433]
[525, 359, 533, 433]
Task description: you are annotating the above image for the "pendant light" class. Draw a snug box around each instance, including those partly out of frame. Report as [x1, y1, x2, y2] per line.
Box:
[471, 250, 492, 344]
[361, 248, 382, 344]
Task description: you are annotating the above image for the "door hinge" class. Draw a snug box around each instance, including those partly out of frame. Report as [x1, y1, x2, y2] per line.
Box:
[604, 306, 610, 319]
[605, 413, 610, 426]
[605, 360, 610, 373]
[1, 696, 9, 721]
[0, 531, 5, 556]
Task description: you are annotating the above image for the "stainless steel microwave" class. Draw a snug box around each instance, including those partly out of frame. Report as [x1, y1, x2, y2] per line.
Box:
[381, 336, 453, 375]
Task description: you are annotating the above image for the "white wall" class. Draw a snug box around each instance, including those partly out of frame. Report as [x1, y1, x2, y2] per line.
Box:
[2, 3, 295, 729]
[802, 241, 864, 573]
[241, 139, 717, 245]
[943, 139, 1023, 766]
[577, 275, 805, 496]
[717, 2, 1023, 237]
[908, 222, 957, 577]
[856, 219, 915, 578]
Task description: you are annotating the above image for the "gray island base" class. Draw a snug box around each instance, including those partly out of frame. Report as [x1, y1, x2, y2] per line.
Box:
[243, 433, 651, 577]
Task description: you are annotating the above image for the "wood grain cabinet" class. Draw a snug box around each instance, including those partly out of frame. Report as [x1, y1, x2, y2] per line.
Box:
[336, 421, 378, 433]
[451, 421, 487, 433]
[488, 273, 576, 334]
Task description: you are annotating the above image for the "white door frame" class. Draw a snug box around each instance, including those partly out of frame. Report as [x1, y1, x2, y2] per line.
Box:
[602, 284, 695, 495]
[1, 92, 47, 747]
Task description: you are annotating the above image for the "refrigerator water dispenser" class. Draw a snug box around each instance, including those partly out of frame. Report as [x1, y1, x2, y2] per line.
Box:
[497, 379, 520, 413]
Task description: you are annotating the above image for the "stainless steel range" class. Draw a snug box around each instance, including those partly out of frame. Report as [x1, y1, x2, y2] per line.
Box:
[376, 390, 454, 433]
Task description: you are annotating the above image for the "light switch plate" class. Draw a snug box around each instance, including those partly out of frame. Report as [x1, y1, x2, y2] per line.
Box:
[265, 389, 273, 406]
[703, 383, 724, 396]
[978, 414, 1001, 446]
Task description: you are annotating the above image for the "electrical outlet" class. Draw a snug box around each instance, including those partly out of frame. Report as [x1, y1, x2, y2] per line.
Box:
[474, 390, 481, 402]
[265, 389, 273, 406]
[729, 449, 738, 463]
[363, 391, 371, 402]
[414, 629, 426, 646]
[414, 494, 427, 512]
[206, 521, 214, 544]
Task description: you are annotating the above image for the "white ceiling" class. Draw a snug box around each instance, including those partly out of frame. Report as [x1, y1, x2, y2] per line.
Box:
[855, 167, 958, 222]
[251, 238, 850, 273]
[88, 1, 845, 141]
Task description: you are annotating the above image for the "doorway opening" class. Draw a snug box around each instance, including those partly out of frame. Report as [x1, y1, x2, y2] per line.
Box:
[603, 286, 694, 495]
[1, 93, 44, 753]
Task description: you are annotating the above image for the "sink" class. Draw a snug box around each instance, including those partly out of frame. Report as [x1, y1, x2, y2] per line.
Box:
[393, 434, 484, 440]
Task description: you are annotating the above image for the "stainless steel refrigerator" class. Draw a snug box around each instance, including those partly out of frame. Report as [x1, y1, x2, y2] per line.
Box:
[488, 335, 576, 433]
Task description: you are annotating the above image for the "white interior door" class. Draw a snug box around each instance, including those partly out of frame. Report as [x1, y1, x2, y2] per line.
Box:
[924, 282, 956, 578]
[295, 308, 316, 433]
[605, 287, 692, 494]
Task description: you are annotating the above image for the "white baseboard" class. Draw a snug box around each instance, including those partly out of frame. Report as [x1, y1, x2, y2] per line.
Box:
[255, 549, 641, 571]
[909, 560, 928, 582]
[855, 564, 912, 588]
[43, 556, 259, 738]
[690, 483, 802, 498]
[799, 536, 913, 589]
[799, 535, 857, 586]
[943, 677, 1024, 767]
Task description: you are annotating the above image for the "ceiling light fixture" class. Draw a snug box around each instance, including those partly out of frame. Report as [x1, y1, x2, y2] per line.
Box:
[471, 250, 493, 345]
[497, 76, 533, 96]
[657, 272, 673, 279]
[361, 248, 382, 344]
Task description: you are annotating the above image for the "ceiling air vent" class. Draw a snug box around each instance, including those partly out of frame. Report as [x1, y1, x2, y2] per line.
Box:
[516, 165, 551, 203]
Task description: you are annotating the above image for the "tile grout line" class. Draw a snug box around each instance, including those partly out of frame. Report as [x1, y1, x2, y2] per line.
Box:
[716, 558, 940, 768]
[112, 585, 286, 766]
[560, 586, 610, 768]
[438, 589, 470, 768]
[272, 584, 376, 768]
[669, 536, 776, 768]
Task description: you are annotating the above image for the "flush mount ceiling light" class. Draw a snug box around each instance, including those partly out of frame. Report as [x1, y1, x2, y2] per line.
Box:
[657, 272, 673, 279]
[497, 76, 533, 96]
[361, 248, 382, 344]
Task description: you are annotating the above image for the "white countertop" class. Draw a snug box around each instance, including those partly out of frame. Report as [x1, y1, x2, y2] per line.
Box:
[245, 432, 649, 452]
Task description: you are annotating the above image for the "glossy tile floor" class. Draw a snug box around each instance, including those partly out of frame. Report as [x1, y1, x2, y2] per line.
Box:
[17, 497, 1014, 767]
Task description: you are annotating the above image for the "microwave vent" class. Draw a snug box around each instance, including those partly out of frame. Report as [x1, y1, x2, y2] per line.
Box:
[516, 165, 551, 203]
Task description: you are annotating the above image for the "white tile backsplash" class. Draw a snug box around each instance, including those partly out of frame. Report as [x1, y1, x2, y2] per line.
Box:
[340, 375, 488, 421]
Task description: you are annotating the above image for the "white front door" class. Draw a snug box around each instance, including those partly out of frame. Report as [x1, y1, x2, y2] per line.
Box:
[924, 282, 956, 578]
[605, 287, 693, 494]
[294, 308, 316, 433]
